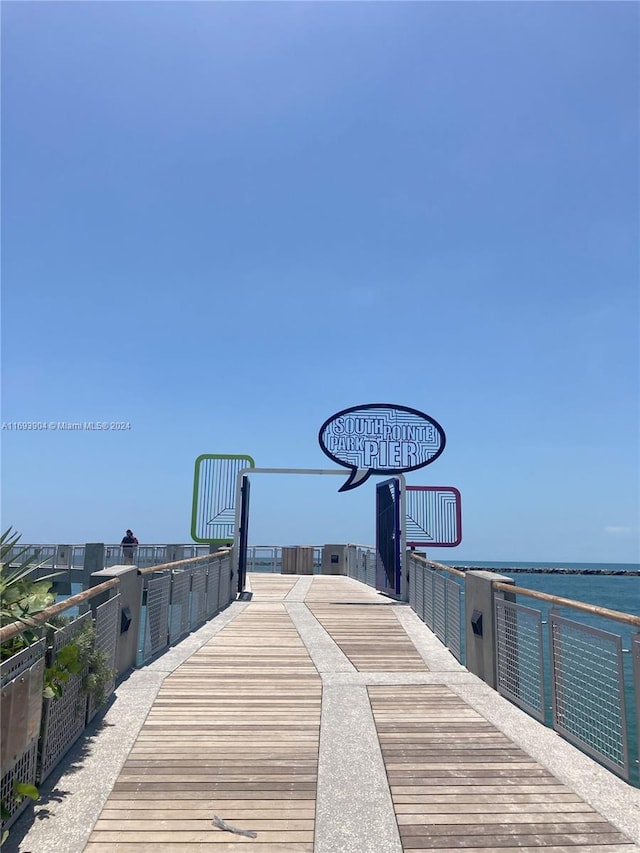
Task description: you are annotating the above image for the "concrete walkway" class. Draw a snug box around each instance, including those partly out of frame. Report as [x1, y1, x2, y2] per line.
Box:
[5, 574, 640, 852]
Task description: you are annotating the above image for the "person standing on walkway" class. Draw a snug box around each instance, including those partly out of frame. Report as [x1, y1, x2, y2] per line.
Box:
[121, 529, 138, 565]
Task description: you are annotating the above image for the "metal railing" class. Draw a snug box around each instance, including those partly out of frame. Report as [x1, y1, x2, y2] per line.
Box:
[407, 553, 465, 663]
[137, 551, 235, 666]
[6, 543, 213, 579]
[344, 544, 377, 586]
[493, 581, 640, 785]
[244, 545, 323, 573]
[5, 545, 58, 569]
[5, 541, 638, 792]
[7, 542, 335, 580]
[104, 543, 211, 570]
[352, 549, 639, 785]
[1, 578, 120, 828]
[0, 549, 237, 834]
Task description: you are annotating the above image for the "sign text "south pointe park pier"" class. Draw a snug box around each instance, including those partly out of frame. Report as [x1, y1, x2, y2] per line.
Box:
[326, 415, 437, 467]
[318, 405, 446, 487]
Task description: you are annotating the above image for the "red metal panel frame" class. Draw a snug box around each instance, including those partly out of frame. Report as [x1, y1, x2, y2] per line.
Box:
[406, 485, 462, 547]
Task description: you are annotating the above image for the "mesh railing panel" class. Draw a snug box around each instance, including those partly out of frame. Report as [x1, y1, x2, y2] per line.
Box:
[358, 551, 375, 583]
[550, 612, 629, 779]
[104, 544, 165, 569]
[218, 555, 232, 606]
[446, 577, 462, 662]
[350, 553, 357, 582]
[423, 569, 434, 630]
[7, 545, 56, 569]
[246, 546, 280, 572]
[415, 561, 425, 622]
[87, 595, 120, 722]
[39, 612, 92, 781]
[207, 563, 221, 617]
[142, 574, 171, 662]
[408, 559, 416, 611]
[169, 569, 191, 643]
[0, 639, 45, 688]
[358, 551, 365, 584]
[70, 545, 85, 568]
[352, 548, 369, 583]
[496, 599, 544, 721]
[433, 572, 446, 643]
[0, 640, 45, 828]
[365, 552, 376, 588]
[405, 560, 463, 662]
[0, 741, 38, 830]
[190, 567, 208, 629]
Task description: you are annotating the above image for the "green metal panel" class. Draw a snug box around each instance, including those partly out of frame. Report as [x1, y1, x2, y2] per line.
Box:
[190, 454, 255, 544]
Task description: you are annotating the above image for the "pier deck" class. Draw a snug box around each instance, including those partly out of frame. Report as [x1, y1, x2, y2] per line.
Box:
[7, 574, 640, 852]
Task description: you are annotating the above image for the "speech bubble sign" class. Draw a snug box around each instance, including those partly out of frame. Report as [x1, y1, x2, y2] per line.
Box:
[318, 404, 446, 492]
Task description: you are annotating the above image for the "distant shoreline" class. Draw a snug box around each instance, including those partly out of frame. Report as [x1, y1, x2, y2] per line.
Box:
[451, 566, 640, 576]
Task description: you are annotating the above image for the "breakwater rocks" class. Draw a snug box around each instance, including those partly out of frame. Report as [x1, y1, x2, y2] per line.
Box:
[451, 566, 640, 576]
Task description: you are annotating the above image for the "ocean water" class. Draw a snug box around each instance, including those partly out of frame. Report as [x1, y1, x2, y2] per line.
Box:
[449, 561, 640, 615]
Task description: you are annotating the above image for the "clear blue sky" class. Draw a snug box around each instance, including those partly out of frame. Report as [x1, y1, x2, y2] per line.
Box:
[2, 2, 638, 563]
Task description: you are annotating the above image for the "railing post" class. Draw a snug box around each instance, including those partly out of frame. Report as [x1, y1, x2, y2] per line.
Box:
[464, 570, 515, 689]
[83, 543, 105, 589]
[90, 566, 143, 678]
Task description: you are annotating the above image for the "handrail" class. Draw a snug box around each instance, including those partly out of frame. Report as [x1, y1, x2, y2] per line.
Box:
[138, 549, 230, 576]
[246, 544, 322, 550]
[0, 578, 120, 643]
[494, 581, 640, 628]
[409, 552, 466, 579]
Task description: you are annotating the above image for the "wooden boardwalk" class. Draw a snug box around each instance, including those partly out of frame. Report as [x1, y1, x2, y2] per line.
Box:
[84, 574, 637, 852]
[369, 685, 631, 852]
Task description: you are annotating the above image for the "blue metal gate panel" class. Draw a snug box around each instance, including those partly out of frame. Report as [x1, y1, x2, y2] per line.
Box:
[375, 478, 401, 596]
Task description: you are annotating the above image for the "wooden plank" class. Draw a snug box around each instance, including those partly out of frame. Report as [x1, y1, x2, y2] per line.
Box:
[93, 819, 315, 831]
[105, 789, 316, 801]
[307, 599, 428, 672]
[84, 601, 321, 849]
[85, 844, 314, 852]
[88, 831, 315, 842]
[368, 684, 635, 851]
[396, 802, 598, 815]
[397, 815, 610, 826]
[401, 838, 632, 851]
[400, 847, 634, 853]
[99, 808, 317, 819]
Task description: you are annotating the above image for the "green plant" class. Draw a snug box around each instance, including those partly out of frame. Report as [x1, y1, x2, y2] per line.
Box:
[0, 528, 58, 659]
[44, 620, 115, 705]
[43, 641, 84, 699]
[0, 782, 39, 846]
[83, 646, 115, 705]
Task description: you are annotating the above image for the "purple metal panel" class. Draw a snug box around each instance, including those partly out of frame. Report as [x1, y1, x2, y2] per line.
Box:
[406, 485, 462, 548]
